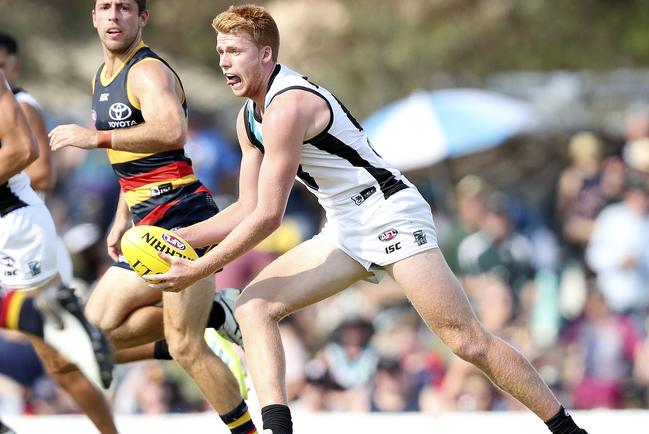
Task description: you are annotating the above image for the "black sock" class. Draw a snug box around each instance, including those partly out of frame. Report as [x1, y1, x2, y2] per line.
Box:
[221, 400, 257, 433]
[18, 296, 44, 337]
[153, 339, 173, 360]
[545, 406, 585, 434]
[261, 404, 292, 434]
[206, 300, 225, 329]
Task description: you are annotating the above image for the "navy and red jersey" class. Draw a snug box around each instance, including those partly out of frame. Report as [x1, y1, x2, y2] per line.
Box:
[91, 42, 218, 229]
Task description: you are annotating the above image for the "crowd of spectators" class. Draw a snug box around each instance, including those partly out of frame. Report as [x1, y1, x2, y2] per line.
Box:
[2, 107, 649, 417]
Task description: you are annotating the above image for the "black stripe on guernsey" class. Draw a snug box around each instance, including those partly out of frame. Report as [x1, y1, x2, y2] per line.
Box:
[0, 182, 27, 217]
[243, 104, 265, 153]
[268, 86, 335, 142]
[296, 165, 319, 189]
[310, 133, 409, 199]
[268, 86, 334, 143]
[331, 93, 365, 132]
[111, 149, 190, 178]
[266, 65, 282, 93]
[129, 181, 203, 223]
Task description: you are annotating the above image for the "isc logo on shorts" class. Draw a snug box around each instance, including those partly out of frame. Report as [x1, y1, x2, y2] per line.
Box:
[378, 228, 398, 242]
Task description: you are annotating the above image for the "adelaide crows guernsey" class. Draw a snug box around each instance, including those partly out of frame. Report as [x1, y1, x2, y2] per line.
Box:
[243, 65, 411, 225]
[0, 88, 43, 217]
[92, 43, 216, 228]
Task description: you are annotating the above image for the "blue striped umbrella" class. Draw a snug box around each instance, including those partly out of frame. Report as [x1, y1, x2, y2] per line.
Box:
[363, 89, 539, 171]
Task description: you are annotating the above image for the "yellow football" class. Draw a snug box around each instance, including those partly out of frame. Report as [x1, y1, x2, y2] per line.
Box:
[120, 225, 198, 277]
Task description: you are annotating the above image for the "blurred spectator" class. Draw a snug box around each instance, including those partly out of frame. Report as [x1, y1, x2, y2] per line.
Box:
[300, 317, 379, 411]
[562, 287, 643, 409]
[586, 174, 649, 317]
[441, 175, 490, 273]
[455, 372, 498, 412]
[556, 132, 609, 262]
[112, 362, 203, 414]
[457, 191, 535, 300]
[369, 357, 419, 412]
[185, 111, 240, 202]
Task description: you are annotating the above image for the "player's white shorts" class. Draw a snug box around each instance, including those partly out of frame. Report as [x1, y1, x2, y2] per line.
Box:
[313, 187, 438, 275]
[0, 203, 60, 289]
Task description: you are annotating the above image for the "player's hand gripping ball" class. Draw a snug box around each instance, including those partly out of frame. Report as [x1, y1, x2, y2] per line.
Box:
[120, 225, 197, 277]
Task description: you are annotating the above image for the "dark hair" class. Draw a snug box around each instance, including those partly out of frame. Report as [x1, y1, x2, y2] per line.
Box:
[134, 0, 146, 13]
[93, 0, 147, 14]
[0, 32, 18, 55]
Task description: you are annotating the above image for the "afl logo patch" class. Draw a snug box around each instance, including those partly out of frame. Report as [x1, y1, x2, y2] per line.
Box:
[109, 103, 132, 121]
[162, 233, 187, 251]
[378, 228, 398, 242]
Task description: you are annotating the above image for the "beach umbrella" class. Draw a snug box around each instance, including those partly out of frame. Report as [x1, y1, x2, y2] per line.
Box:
[362, 89, 540, 171]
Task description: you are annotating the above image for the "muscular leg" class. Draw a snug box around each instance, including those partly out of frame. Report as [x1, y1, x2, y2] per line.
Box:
[28, 334, 118, 434]
[85, 266, 164, 349]
[235, 239, 370, 406]
[162, 274, 242, 413]
[386, 248, 560, 420]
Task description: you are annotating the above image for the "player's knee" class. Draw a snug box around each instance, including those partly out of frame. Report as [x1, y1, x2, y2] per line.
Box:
[164, 328, 200, 364]
[84, 300, 107, 330]
[443, 323, 490, 363]
[235, 296, 283, 326]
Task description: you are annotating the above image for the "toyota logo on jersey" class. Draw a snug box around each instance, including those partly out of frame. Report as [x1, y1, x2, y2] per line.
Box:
[109, 103, 132, 121]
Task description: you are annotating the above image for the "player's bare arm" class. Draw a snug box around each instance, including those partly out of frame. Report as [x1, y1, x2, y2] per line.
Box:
[20, 101, 55, 190]
[106, 190, 132, 261]
[0, 73, 38, 184]
[146, 90, 322, 292]
[177, 106, 262, 248]
[49, 59, 186, 153]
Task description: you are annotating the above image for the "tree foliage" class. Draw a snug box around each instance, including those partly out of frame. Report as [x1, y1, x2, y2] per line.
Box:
[2, 0, 649, 118]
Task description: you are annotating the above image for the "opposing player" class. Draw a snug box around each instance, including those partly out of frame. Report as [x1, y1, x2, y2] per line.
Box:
[49, 1, 256, 432]
[0, 70, 113, 432]
[147, 5, 590, 434]
[0, 32, 119, 434]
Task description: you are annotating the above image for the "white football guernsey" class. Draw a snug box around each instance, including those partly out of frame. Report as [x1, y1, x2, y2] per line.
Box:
[243, 65, 437, 272]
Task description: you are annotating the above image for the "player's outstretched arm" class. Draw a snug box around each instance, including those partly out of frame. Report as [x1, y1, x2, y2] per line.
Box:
[178, 106, 262, 248]
[0, 71, 38, 184]
[146, 92, 310, 292]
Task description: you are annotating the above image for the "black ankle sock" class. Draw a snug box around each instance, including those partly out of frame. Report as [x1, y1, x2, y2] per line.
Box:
[261, 404, 292, 434]
[545, 406, 584, 434]
[153, 339, 173, 360]
[18, 297, 44, 337]
[206, 300, 225, 329]
[221, 400, 257, 434]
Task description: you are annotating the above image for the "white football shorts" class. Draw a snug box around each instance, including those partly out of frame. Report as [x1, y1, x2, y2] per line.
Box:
[313, 187, 438, 277]
[0, 203, 61, 289]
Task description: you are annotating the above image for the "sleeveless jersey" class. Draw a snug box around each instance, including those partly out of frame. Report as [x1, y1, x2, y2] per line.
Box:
[243, 65, 410, 224]
[0, 88, 43, 217]
[92, 43, 214, 226]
